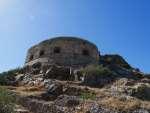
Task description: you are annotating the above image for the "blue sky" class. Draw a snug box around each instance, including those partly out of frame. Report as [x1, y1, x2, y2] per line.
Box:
[0, 0, 150, 73]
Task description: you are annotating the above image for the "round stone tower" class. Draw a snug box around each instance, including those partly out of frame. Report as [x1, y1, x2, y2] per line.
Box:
[25, 37, 100, 68]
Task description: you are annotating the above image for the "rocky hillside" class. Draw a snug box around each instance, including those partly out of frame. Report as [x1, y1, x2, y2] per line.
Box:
[0, 54, 150, 113]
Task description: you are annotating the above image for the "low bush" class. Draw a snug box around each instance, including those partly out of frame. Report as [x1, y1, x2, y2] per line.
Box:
[80, 91, 96, 100]
[0, 67, 23, 85]
[80, 65, 115, 87]
[81, 65, 114, 77]
[131, 84, 150, 101]
[0, 87, 16, 113]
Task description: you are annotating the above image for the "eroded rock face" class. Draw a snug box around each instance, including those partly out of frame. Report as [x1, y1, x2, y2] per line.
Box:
[47, 83, 63, 96]
[100, 55, 132, 69]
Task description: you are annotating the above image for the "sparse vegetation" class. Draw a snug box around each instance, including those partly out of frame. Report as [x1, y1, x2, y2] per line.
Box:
[81, 65, 114, 77]
[80, 91, 96, 100]
[79, 90, 96, 113]
[80, 65, 115, 87]
[0, 67, 23, 85]
[0, 87, 16, 113]
[99, 97, 140, 112]
[131, 84, 150, 101]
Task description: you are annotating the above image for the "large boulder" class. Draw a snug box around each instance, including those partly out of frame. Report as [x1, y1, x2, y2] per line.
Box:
[47, 83, 63, 96]
[42, 79, 54, 88]
[14, 74, 25, 85]
[41, 83, 63, 100]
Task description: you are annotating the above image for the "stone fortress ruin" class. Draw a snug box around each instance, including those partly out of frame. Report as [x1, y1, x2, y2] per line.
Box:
[11, 36, 149, 113]
[24, 37, 100, 74]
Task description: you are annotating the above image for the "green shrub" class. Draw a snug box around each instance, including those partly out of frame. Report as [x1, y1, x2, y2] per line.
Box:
[131, 84, 150, 101]
[80, 65, 115, 87]
[80, 91, 96, 100]
[0, 87, 16, 113]
[81, 65, 114, 77]
[0, 67, 23, 85]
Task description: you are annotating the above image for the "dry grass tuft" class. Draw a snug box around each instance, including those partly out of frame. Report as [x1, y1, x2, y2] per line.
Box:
[99, 97, 141, 112]
[21, 86, 44, 92]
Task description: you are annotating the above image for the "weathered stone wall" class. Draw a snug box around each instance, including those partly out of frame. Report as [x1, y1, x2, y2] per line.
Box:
[25, 37, 100, 68]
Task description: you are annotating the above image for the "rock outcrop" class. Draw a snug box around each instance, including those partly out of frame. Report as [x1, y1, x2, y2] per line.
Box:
[100, 55, 132, 69]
